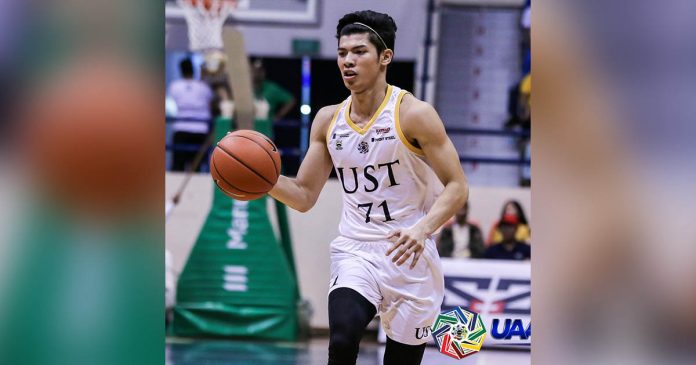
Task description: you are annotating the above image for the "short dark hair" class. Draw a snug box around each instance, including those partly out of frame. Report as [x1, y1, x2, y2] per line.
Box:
[500, 200, 528, 225]
[179, 58, 194, 77]
[336, 10, 397, 56]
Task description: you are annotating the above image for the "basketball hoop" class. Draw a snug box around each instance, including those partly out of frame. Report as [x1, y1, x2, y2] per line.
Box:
[177, 0, 240, 52]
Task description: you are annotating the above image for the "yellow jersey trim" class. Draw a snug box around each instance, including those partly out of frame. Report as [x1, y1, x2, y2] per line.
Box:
[344, 85, 394, 135]
[325, 102, 344, 145]
[395, 91, 425, 156]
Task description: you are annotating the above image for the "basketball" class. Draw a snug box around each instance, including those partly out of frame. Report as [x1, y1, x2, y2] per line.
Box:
[210, 130, 281, 201]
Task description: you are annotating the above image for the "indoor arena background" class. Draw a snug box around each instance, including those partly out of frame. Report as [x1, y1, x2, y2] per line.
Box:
[165, 0, 532, 363]
[0, 0, 693, 364]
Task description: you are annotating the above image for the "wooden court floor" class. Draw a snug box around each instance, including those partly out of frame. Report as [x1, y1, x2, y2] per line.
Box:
[166, 337, 530, 365]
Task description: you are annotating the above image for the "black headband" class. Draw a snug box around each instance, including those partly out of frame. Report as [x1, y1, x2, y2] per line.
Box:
[351, 22, 389, 51]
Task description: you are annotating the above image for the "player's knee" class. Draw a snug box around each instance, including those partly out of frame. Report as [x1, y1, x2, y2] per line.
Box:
[328, 331, 360, 365]
[329, 330, 359, 351]
[329, 320, 361, 350]
[328, 318, 362, 365]
[383, 336, 426, 365]
[327, 288, 375, 364]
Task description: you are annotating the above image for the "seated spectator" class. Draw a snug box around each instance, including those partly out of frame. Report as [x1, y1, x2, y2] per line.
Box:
[488, 200, 531, 245]
[437, 202, 485, 258]
[484, 215, 531, 260]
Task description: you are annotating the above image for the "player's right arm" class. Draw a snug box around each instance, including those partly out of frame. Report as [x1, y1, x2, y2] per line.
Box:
[268, 105, 337, 212]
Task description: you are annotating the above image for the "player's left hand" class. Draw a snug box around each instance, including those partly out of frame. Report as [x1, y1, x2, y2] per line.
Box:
[386, 226, 428, 269]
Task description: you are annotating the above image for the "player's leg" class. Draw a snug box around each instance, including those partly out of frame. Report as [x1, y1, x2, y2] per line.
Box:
[383, 336, 426, 365]
[172, 131, 187, 171]
[328, 287, 377, 365]
[378, 238, 444, 365]
[190, 132, 208, 172]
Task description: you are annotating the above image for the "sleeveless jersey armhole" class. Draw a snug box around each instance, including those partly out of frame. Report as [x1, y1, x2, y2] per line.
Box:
[325, 102, 344, 145]
[395, 91, 425, 156]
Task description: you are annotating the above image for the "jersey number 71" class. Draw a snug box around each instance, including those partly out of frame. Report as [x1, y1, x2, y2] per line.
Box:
[357, 200, 395, 223]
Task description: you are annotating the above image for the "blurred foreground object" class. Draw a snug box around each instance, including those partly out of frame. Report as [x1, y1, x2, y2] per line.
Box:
[0, 41, 163, 365]
[19, 55, 161, 220]
[534, 0, 696, 363]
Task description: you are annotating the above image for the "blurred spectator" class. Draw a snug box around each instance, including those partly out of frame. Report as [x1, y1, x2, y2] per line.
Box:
[504, 73, 531, 132]
[216, 87, 235, 120]
[484, 215, 531, 260]
[167, 58, 214, 171]
[518, 73, 531, 186]
[201, 51, 232, 119]
[518, 73, 531, 125]
[437, 202, 485, 258]
[504, 72, 531, 132]
[504, 72, 531, 187]
[488, 200, 531, 245]
[250, 58, 296, 122]
[504, 1, 531, 187]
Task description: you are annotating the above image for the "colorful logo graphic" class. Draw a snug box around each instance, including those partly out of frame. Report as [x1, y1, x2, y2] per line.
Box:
[431, 307, 487, 359]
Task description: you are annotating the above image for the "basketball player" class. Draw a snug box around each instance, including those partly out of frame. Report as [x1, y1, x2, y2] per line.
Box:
[269, 10, 468, 365]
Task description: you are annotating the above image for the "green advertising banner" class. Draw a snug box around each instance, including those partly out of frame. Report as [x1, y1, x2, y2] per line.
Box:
[173, 118, 299, 341]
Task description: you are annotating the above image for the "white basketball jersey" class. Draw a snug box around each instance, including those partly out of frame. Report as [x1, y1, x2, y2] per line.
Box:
[326, 85, 444, 241]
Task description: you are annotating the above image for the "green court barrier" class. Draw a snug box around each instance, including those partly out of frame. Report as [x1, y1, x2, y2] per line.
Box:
[173, 117, 299, 341]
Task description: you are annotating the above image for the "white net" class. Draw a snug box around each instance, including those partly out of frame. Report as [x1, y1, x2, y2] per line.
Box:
[177, 0, 238, 52]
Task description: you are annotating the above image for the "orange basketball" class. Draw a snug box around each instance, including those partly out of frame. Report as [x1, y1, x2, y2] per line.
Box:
[210, 130, 281, 201]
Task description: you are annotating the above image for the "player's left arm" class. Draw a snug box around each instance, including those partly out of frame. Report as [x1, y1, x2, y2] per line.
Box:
[387, 96, 469, 268]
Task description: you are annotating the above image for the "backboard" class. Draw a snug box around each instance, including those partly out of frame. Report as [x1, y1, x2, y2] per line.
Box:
[165, 0, 319, 25]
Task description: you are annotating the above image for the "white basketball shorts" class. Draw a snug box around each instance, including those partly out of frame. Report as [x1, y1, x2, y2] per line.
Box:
[328, 235, 445, 345]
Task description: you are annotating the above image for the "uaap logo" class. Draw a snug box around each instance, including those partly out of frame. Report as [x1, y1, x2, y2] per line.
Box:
[442, 275, 531, 347]
[491, 318, 531, 340]
[335, 139, 343, 150]
[431, 307, 486, 359]
[357, 141, 369, 154]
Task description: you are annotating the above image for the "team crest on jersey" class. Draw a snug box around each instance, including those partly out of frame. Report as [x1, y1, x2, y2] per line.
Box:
[335, 139, 343, 150]
[357, 141, 369, 154]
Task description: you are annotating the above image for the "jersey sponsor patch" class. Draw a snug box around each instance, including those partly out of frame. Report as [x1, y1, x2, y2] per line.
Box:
[371, 135, 396, 142]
